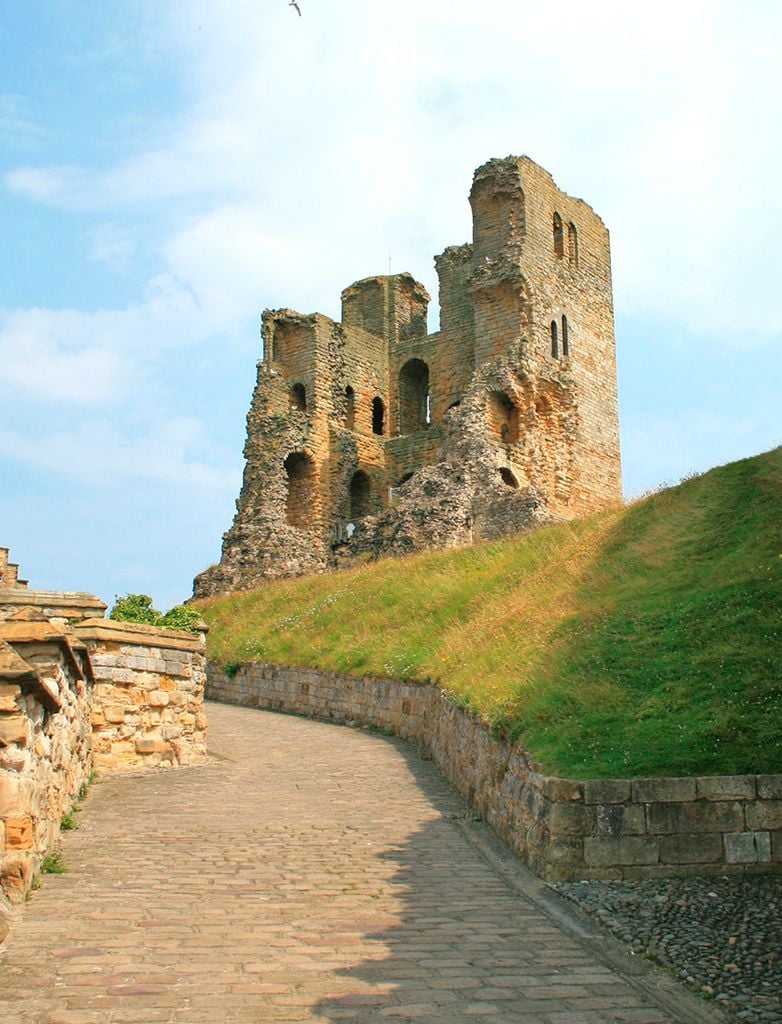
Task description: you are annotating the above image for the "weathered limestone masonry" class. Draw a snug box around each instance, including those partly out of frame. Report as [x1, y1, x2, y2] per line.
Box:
[207, 663, 782, 882]
[0, 623, 93, 938]
[0, 549, 208, 939]
[194, 155, 622, 596]
[75, 618, 208, 773]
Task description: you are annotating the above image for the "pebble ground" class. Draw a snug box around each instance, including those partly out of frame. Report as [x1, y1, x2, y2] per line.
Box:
[0, 702, 723, 1024]
[557, 876, 782, 1024]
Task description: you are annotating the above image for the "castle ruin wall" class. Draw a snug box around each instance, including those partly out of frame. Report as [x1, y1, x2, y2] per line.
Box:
[194, 156, 622, 598]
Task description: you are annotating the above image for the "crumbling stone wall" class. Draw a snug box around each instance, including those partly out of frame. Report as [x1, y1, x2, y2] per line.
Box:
[0, 623, 93, 940]
[194, 156, 622, 597]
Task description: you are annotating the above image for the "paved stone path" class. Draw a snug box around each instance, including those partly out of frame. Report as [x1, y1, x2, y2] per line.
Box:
[0, 702, 724, 1024]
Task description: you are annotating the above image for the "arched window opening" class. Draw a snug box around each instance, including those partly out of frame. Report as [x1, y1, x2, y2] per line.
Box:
[290, 383, 307, 411]
[553, 212, 564, 258]
[372, 396, 385, 435]
[568, 222, 578, 266]
[398, 359, 430, 433]
[550, 320, 559, 358]
[561, 315, 569, 357]
[499, 467, 519, 489]
[349, 470, 372, 520]
[487, 390, 520, 444]
[284, 452, 314, 530]
[344, 386, 356, 430]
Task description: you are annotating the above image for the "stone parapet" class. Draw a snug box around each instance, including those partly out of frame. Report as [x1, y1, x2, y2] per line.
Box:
[75, 618, 208, 774]
[206, 662, 782, 881]
[0, 588, 107, 624]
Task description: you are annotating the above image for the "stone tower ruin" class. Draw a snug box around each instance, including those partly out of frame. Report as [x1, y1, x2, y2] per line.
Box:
[193, 156, 622, 598]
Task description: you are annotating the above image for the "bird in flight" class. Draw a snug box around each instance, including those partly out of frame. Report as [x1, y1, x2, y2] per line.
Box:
[289, 1, 302, 14]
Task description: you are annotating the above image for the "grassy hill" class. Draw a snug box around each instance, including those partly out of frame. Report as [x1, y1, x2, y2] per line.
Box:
[197, 448, 782, 779]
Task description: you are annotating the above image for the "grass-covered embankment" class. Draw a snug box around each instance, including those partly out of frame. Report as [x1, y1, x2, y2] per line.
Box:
[197, 448, 782, 779]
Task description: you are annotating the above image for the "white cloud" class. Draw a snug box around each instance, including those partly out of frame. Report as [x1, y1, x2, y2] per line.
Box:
[0, 416, 239, 491]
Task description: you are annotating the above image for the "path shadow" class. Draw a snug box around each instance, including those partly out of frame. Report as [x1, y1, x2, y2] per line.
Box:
[307, 734, 647, 1024]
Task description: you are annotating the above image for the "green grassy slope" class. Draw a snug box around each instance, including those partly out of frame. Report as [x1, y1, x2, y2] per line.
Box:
[198, 448, 782, 779]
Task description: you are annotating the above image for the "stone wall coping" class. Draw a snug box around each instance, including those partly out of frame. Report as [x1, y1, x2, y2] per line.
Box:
[0, 588, 107, 612]
[0, 639, 39, 681]
[75, 617, 206, 651]
[0, 622, 90, 679]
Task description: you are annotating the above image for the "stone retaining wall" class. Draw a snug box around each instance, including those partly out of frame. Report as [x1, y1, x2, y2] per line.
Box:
[207, 661, 782, 881]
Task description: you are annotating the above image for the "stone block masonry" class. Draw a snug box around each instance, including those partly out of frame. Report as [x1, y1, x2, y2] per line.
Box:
[74, 618, 207, 774]
[206, 661, 782, 882]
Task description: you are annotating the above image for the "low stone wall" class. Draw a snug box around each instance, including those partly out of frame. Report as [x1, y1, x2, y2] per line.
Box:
[75, 619, 208, 774]
[0, 600, 209, 938]
[207, 662, 782, 881]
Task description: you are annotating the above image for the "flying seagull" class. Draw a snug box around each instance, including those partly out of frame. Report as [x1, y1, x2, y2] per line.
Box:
[289, 1, 301, 14]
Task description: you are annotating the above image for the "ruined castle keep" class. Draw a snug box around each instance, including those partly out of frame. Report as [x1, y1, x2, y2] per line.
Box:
[194, 156, 622, 597]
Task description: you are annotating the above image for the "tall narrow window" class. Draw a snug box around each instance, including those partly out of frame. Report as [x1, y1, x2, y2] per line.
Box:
[553, 212, 564, 258]
[290, 383, 306, 411]
[372, 396, 385, 436]
[561, 315, 569, 357]
[344, 386, 356, 430]
[568, 222, 578, 266]
[550, 320, 559, 358]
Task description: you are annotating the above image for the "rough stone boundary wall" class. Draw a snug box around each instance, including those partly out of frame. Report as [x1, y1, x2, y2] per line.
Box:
[0, 624, 93, 940]
[206, 662, 782, 881]
[75, 619, 208, 774]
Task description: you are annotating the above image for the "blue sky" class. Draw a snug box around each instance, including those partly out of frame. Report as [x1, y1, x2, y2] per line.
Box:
[1, 0, 780, 610]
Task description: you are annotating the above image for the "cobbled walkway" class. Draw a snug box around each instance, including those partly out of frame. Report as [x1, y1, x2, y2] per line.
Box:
[0, 702, 724, 1024]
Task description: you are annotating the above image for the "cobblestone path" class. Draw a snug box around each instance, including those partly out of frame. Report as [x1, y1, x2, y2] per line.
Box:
[0, 702, 723, 1024]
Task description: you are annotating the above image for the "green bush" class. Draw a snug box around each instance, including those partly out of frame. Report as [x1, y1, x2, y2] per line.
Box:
[109, 594, 202, 634]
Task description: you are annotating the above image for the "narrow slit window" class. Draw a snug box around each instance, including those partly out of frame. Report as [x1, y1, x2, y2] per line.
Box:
[553, 212, 564, 258]
[550, 320, 559, 358]
[344, 386, 356, 430]
[561, 315, 569, 357]
[372, 396, 385, 435]
[568, 222, 578, 266]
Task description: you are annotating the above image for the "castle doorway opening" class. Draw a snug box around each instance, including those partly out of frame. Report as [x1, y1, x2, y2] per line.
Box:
[398, 359, 430, 433]
[349, 470, 372, 519]
[284, 452, 315, 529]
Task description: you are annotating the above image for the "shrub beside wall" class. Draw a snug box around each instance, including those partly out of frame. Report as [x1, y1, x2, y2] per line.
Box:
[206, 662, 782, 881]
